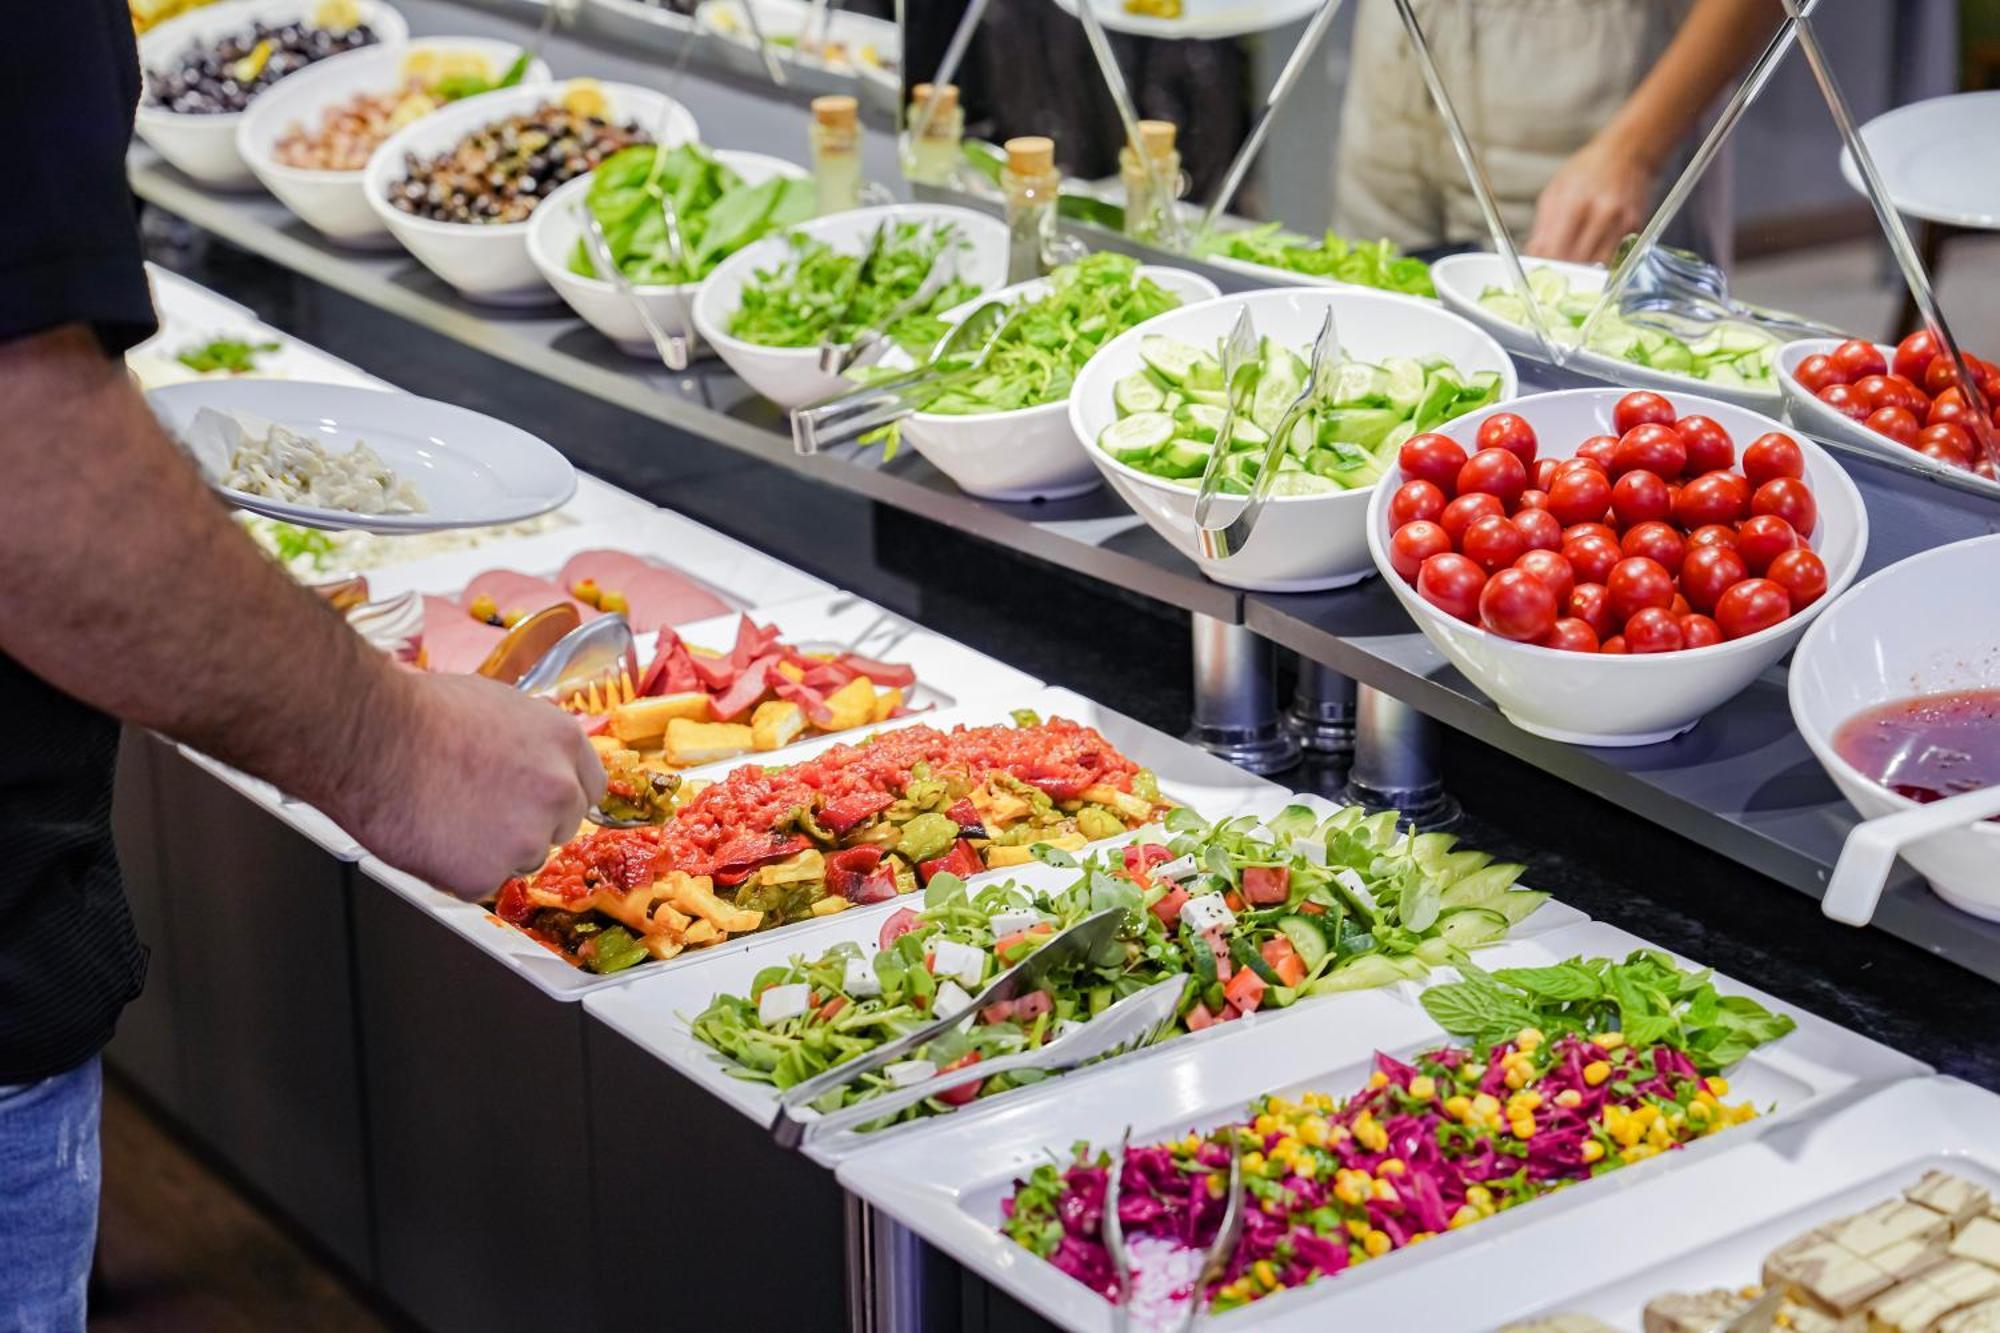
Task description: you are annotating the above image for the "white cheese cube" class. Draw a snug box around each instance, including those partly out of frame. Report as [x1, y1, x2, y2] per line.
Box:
[1869, 1277, 1959, 1332]
[1829, 1202, 1949, 1258]
[988, 908, 1042, 939]
[1765, 1233, 1893, 1316]
[842, 956, 883, 1000]
[1151, 855, 1197, 883]
[1927, 1259, 2000, 1305]
[929, 938, 987, 989]
[932, 979, 974, 1019]
[1179, 892, 1237, 933]
[1289, 837, 1327, 865]
[1951, 1218, 2000, 1270]
[883, 1059, 937, 1088]
[1335, 868, 1377, 911]
[757, 982, 812, 1026]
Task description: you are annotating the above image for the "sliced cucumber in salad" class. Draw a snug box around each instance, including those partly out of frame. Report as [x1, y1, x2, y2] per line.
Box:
[1478, 265, 1779, 387]
[1098, 331, 1503, 493]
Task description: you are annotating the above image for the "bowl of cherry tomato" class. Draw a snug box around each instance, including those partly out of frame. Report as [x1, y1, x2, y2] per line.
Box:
[1779, 333, 2000, 496]
[1367, 388, 1868, 747]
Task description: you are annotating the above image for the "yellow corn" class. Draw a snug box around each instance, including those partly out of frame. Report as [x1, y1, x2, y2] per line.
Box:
[1582, 1060, 1611, 1086]
[1368, 1071, 1390, 1090]
[1443, 1095, 1472, 1122]
[1252, 1260, 1278, 1290]
[1449, 1204, 1480, 1230]
[1622, 1144, 1659, 1164]
[1581, 1140, 1605, 1164]
[1371, 1179, 1398, 1203]
[1253, 1113, 1279, 1137]
[1377, 1158, 1406, 1176]
[1243, 1152, 1266, 1174]
[1503, 1065, 1527, 1090]
[1207, 1172, 1227, 1198]
[1705, 1076, 1730, 1097]
[1509, 1091, 1543, 1113]
[1363, 1230, 1391, 1258]
[1554, 1089, 1583, 1109]
[1471, 1093, 1501, 1118]
[1334, 1176, 1367, 1207]
[1593, 1032, 1626, 1051]
[1345, 1218, 1371, 1240]
[1409, 1075, 1437, 1101]
[1509, 1116, 1536, 1140]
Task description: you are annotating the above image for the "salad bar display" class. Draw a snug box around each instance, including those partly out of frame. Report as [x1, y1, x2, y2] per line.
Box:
[270, 45, 530, 170]
[568, 144, 815, 287]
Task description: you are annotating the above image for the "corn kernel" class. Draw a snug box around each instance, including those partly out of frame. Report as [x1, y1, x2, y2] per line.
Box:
[1368, 1071, 1390, 1090]
[1253, 1260, 1278, 1290]
[1466, 1185, 1493, 1208]
[1371, 1179, 1398, 1203]
[1582, 1060, 1611, 1086]
[1410, 1231, 1436, 1244]
[1363, 1230, 1391, 1258]
[1472, 1093, 1501, 1118]
[1509, 1091, 1543, 1112]
[1409, 1075, 1437, 1101]
[1503, 1065, 1527, 1090]
[1253, 1113, 1279, 1137]
[1378, 1158, 1406, 1176]
[1299, 1116, 1329, 1148]
[1510, 1116, 1535, 1140]
[1632, 1104, 1660, 1128]
[1554, 1089, 1583, 1109]
[1622, 1144, 1658, 1164]
[1449, 1204, 1480, 1230]
[1581, 1140, 1605, 1164]
[1345, 1218, 1371, 1240]
[1705, 1076, 1730, 1097]
[1593, 1032, 1626, 1051]
[1686, 1099, 1712, 1121]
[1334, 1177, 1367, 1207]
[1443, 1095, 1472, 1121]
[1243, 1152, 1266, 1174]
[1517, 1026, 1544, 1050]
[1208, 1172, 1228, 1198]
[1291, 1156, 1317, 1182]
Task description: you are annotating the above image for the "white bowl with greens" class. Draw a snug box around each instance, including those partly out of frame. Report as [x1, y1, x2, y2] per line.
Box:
[1432, 253, 1782, 411]
[1071, 287, 1514, 592]
[528, 146, 811, 357]
[692, 204, 1009, 410]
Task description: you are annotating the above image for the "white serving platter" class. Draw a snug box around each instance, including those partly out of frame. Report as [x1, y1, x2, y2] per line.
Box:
[1840, 91, 2000, 231]
[833, 918, 1928, 1332]
[131, 264, 384, 390]
[1051, 0, 1323, 40]
[582, 786, 1585, 1165]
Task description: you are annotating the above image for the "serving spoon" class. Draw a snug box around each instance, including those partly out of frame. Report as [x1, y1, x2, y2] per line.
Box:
[1821, 783, 2000, 926]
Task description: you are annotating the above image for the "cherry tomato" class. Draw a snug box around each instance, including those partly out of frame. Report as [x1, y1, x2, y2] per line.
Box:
[1398, 432, 1469, 489]
[1576, 434, 1622, 470]
[1854, 374, 1900, 411]
[1675, 415, 1735, 475]
[1538, 617, 1601, 654]
[1715, 577, 1793, 640]
[1600, 635, 1629, 655]
[1389, 479, 1447, 528]
[1742, 432, 1806, 486]
[1918, 438, 1973, 471]
[1613, 391, 1677, 436]
[1831, 338, 1887, 381]
[1624, 606, 1684, 654]
[1766, 547, 1828, 610]
[1417, 552, 1487, 622]
[1440, 491, 1505, 544]
[1567, 582, 1617, 640]
[1669, 592, 1693, 618]
[1735, 514, 1799, 575]
[1674, 470, 1750, 529]
[1894, 330, 1939, 383]
[1924, 355, 1961, 398]
[1511, 506, 1564, 552]
[1679, 613, 1724, 649]
[1606, 556, 1676, 624]
[1479, 568, 1557, 642]
[1517, 487, 1550, 511]
[1621, 520, 1686, 576]
[1565, 521, 1620, 547]
[1866, 405, 1921, 446]
[1532, 457, 1560, 491]
[1818, 383, 1870, 422]
[1559, 453, 1610, 477]
[1461, 513, 1528, 573]
[1882, 374, 1931, 416]
[1687, 523, 1739, 551]
[1793, 353, 1843, 394]
[1613, 422, 1689, 479]
[1546, 467, 1613, 527]
[1915, 423, 1974, 468]
[1610, 469, 1672, 528]
[1456, 447, 1529, 507]
[1514, 548, 1575, 605]
[1928, 388, 1975, 429]
[1389, 519, 1452, 582]
[1752, 476, 1817, 538]
[1562, 533, 1622, 587]
[1679, 543, 1748, 613]
[1476, 412, 1538, 467]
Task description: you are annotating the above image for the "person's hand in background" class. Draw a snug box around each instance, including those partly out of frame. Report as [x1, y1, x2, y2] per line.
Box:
[1523, 131, 1655, 264]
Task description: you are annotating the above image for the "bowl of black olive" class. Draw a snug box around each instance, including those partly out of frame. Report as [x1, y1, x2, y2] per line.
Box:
[136, 0, 407, 188]
[362, 80, 697, 305]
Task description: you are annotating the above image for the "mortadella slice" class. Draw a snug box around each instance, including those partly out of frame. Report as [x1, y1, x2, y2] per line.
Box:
[417, 595, 508, 674]
[614, 567, 732, 634]
[457, 569, 594, 623]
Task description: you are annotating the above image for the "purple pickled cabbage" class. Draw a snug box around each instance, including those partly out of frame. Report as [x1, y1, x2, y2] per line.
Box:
[1052, 1233, 1118, 1298]
[1289, 1228, 1350, 1277]
[1373, 1050, 1419, 1085]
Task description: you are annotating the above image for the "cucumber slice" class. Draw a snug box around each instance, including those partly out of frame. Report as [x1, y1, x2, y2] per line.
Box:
[1380, 356, 1427, 415]
[1250, 343, 1304, 433]
[1138, 335, 1205, 386]
[1525, 267, 1569, 306]
[1267, 471, 1340, 496]
[1325, 361, 1384, 407]
[1179, 402, 1229, 443]
[1098, 412, 1175, 463]
[1155, 437, 1214, 478]
[1276, 915, 1329, 972]
[1113, 371, 1167, 415]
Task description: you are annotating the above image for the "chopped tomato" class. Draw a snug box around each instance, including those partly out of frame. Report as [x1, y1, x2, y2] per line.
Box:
[1299, 902, 1325, 916]
[1224, 966, 1266, 1014]
[1260, 937, 1307, 988]
[877, 908, 921, 953]
[945, 798, 984, 835]
[1184, 1002, 1217, 1032]
[817, 996, 848, 1023]
[1012, 991, 1053, 1025]
[980, 999, 1016, 1026]
[1224, 890, 1247, 914]
[918, 838, 983, 885]
[1119, 843, 1173, 887]
[1150, 886, 1190, 928]
[1241, 865, 1291, 906]
[494, 877, 536, 925]
[934, 1052, 984, 1106]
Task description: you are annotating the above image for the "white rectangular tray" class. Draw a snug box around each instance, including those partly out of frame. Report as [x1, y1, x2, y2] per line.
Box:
[833, 919, 1930, 1333]
[135, 264, 383, 389]
[363, 685, 1287, 1001]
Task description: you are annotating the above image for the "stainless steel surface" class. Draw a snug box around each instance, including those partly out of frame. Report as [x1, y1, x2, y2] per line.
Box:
[1188, 615, 1299, 775]
[577, 196, 693, 370]
[1343, 684, 1454, 825]
[734, 0, 791, 86]
[791, 299, 1019, 454]
[821, 246, 959, 377]
[1614, 239, 1848, 341]
[1173, 1133, 1244, 1333]
[1102, 1128, 1134, 1333]
[1189, 305, 1259, 531]
[851, 1198, 933, 1333]
[1286, 658, 1356, 756]
[513, 612, 639, 701]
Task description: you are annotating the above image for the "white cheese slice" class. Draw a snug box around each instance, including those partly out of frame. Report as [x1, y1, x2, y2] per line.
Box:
[1941, 1297, 2000, 1333]
[988, 908, 1042, 939]
[842, 956, 883, 1000]
[1764, 1233, 1893, 1316]
[1927, 1259, 2000, 1305]
[757, 982, 812, 1026]
[1829, 1202, 1950, 1258]
[883, 1059, 937, 1088]
[1289, 837, 1327, 866]
[1179, 893, 1237, 933]
[1870, 1277, 1961, 1332]
[932, 979, 974, 1019]
[1952, 1218, 2000, 1270]
[1151, 855, 1197, 883]
[929, 938, 987, 989]
[1911, 1171, 1994, 1229]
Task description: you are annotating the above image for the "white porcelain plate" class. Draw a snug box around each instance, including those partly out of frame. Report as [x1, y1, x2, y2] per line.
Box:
[1840, 91, 2000, 231]
[1050, 0, 1323, 40]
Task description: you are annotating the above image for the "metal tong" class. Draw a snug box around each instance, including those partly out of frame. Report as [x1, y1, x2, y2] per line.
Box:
[1611, 237, 1847, 342]
[512, 615, 652, 830]
[768, 907, 1125, 1148]
[802, 976, 1184, 1141]
[1194, 307, 1338, 561]
[818, 247, 961, 378]
[1103, 1125, 1245, 1332]
[790, 298, 1019, 455]
[812, 222, 894, 374]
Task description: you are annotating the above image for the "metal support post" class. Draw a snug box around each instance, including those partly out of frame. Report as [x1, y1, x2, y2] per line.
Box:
[1188, 615, 1300, 776]
[1342, 685, 1456, 824]
[847, 1194, 935, 1333]
[1286, 658, 1356, 757]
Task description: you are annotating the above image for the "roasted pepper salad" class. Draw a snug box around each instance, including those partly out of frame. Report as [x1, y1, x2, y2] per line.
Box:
[688, 804, 1548, 1127]
[1000, 954, 1794, 1319]
[495, 713, 1171, 974]
[728, 220, 980, 354]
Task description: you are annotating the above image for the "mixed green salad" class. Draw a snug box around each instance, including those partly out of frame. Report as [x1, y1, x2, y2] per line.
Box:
[1196, 224, 1435, 299]
[1097, 332, 1503, 493]
[729, 220, 980, 353]
[688, 802, 1546, 1128]
[1479, 267, 1777, 391]
[568, 143, 815, 287]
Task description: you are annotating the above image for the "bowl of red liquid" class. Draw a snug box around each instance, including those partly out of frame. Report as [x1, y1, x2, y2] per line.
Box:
[1790, 533, 2000, 919]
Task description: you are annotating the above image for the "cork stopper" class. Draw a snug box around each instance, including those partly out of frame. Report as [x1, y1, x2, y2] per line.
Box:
[911, 82, 960, 115]
[812, 95, 858, 130]
[1005, 135, 1055, 177]
[1132, 119, 1176, 157]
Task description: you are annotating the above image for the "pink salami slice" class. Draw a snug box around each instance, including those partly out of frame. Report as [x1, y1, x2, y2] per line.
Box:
[417, 595, 507, 674]
[615, 567, 731, 634]
[457, 570, 592, 623]
[557, 550, 657, 599]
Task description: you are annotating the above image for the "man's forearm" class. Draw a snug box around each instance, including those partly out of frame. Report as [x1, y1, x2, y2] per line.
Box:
[1597, 0, 1784, 172]
[0, 325, 414, 812]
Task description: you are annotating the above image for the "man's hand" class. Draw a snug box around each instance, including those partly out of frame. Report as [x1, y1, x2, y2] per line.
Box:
[335, 672, 607, 900]
[1523, 133, 1652, 266]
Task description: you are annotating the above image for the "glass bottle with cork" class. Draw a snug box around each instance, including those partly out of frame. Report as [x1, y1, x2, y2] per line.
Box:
[1001, 135, 1061, 282]
[809, 94, 862, 215]
[903, 82, 963, 187]
[1120, 119, 1182, 245]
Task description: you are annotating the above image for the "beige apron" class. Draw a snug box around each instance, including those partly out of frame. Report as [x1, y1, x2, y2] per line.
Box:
[1333, 0, 1691, 250]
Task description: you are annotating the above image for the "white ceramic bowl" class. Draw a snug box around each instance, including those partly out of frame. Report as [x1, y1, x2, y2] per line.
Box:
[1072, 287, 1516, 590]
[1368, 387, 1869, 747]
[1789, 533, 2000, 919]
[237, 38, 550, 248]
[887, 266, 1221, 502]
[692, 204, 1010, 410]
[526, 151, 807, 357]
[136, 0, 407, 189]
[694, 0, 901, 84]
[362, 81, 698, 306]
[1776, 338, 2000, 500]
[1432, 252, 1785, 413]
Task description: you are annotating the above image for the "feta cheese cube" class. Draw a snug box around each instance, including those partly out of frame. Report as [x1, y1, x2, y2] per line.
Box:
[929, 938, 986, 989]
[1151, 855, 1197, 883]
[1869, 1277, 1960, 1332]
[933, 979, 974, 1019]
[842, 955, 883, 1000]
[1179, 892, 1237, 933]
[883, 1059, 937, 1089]
[1951, 1218, 2000, 1270]
[1872, 1234, 1948, 1283]
[1334, 868, 1377, 911]
[757, 982, 812, 1026]
[1289, 838, 1327, 865]
[1641, 1287, 1753, 1333]
[988, 908, 1042, 939]
[1910, 1172, 1993, 1230]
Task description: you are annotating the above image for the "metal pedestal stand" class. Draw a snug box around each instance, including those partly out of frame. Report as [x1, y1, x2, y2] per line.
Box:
[1187, 615, 1300, 776]
[1341, 685, 1457, 826]
[1286, 659, 1357, 757]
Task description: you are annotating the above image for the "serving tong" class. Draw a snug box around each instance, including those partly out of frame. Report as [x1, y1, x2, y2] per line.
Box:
[817, 245, 962, 378]
[790, 298, 1021, 455]
[1609, 237, 1846, 343]
[769, 906, 1125, 1148]
[1101, 1125, 1245, 1333]
[1193, 306, 1339, 562]
[510, 615, 655, 830]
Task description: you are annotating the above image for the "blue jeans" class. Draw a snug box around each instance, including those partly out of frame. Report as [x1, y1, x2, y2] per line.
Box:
[0, 1058, 99, 1333]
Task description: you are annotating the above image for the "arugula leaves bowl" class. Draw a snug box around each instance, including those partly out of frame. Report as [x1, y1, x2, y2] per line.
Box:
[528, 146, 809, 357]
[1070, 286, 1516, 593]
[692, 203, 1011, 411]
